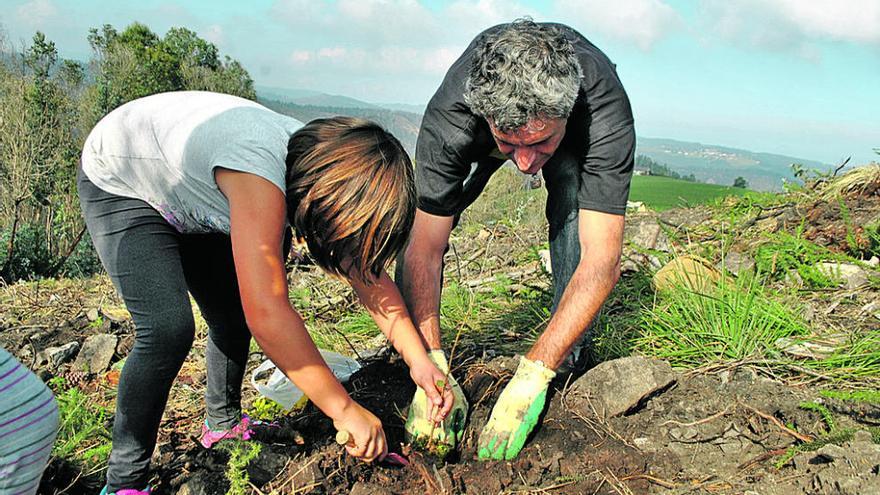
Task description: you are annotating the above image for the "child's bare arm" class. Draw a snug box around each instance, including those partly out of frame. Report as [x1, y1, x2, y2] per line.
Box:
[350, 271, 454, 421]
[218, 168, 387, 461]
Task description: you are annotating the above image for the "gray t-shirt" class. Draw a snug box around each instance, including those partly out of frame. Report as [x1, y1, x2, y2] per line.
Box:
[82, 91, 303, 233]
[416, 23, 635, 217]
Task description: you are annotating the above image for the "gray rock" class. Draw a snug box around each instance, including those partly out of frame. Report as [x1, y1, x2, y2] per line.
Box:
[247, 445, 294, 486]
[73, 334, 118, 373]
[39, 342, 80, 368]
[86, 307, 100, 322]
[628, 221, 670, 252]
[815, 443, 847, 461]
[350, 482, 386, 495]
[718, 251, 755, 275]
[817, 262, 870, 289]
[570, 356, 675, 419]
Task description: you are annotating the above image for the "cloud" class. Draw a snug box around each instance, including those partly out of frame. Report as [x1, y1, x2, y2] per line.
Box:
[202, 24, 224, 46]
[554, 0, 683, 50]
[15, 0, 59, 27]
[700, 0, 880, 56]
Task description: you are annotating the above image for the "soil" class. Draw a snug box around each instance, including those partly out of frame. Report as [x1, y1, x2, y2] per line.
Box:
[3, 186, 878, 495]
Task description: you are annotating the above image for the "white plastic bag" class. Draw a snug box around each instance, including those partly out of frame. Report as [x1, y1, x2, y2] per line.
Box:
[250, 350, 361, 410]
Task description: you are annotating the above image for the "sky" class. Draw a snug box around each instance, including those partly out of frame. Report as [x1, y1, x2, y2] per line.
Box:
[2, 0, 879, 165]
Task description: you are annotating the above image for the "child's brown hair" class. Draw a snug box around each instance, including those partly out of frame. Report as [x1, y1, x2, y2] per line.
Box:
[285, 117, 415, 283]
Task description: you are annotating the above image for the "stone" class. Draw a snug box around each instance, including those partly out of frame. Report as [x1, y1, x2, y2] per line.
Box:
[653, 256, 722, 293]
[628, 221, 670, 252]
[570, 356, 675, 419]
[817, 262, 870, 290]
[86, 307, 100, 321]
[538, 249, 552, 274]
[38, 342, 80, 368]
[718, 251, 755, 275]
[350, 482, 386, 495]
[861, 300, 880, 320]
[73, 334, 118, 373]
[247, 445, 294, 485]
[815, 443, 847, 461]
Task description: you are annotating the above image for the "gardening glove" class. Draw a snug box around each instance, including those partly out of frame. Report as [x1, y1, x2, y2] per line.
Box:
[478, 356, 555, 460]
[405, 350, 469, 453]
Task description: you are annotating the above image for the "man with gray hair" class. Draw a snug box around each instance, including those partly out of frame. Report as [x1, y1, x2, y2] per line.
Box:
[398, 19, 635, 460]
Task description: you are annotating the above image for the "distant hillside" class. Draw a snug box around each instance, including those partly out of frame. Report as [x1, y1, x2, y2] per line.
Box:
[637, 137, 829, 191]
[256, 85, 379, 109]
[256, 87, 829, 190]
[258, 98, 422, 155]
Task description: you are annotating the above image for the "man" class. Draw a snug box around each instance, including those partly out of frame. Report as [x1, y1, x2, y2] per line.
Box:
[399, 19, 635, 461]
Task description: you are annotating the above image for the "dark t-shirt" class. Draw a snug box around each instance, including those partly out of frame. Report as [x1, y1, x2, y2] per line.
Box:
[415, 23, 636, 217]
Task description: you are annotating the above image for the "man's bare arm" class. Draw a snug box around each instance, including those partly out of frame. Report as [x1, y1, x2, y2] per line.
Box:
[526, 210, 624, 369]
[398, 209, 454, 350]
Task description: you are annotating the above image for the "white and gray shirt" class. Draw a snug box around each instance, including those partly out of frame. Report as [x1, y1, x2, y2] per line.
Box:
[82, 91, 303, 233]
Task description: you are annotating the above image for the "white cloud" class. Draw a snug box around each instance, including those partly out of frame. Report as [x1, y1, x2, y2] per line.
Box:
[202, 24, 225, 46]
[15, 0, 59, 27]
[555, 0, 683, 50]
[700, 0, 880, 56]
[772, 0, 880, 44]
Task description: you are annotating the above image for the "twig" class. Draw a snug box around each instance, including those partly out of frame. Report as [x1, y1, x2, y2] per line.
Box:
[662, 406, 731, 428]
[620, 473, 678, 489]
[740, 403, 814, 443]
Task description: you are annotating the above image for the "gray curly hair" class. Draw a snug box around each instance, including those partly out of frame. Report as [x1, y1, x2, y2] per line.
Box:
[464, 19, 582, 131]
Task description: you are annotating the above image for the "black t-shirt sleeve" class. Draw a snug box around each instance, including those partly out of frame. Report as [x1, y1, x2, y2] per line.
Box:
[414, 37, 483, 218]
[567, 30, 636, 216]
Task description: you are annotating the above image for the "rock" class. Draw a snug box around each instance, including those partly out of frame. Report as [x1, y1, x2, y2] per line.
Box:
[815, 443, 847, 461]
[538, 249, 552, 274]
[861, 300, 880, 320]
[38, 342, 80, 368]
[247, 445, 294, 485]
[86, 307, 100, 322]
[775, 336, 843, 359]
[817, 262, 870, 289]
[653, 256, 722, 293]
[73, 334, 118, 373]
[350, 482, 386, 495]
[628, 221, 670, 252]
[718, 251, 755, 275]
[866, 256, 879, 268]
[569, 356, 675, 419]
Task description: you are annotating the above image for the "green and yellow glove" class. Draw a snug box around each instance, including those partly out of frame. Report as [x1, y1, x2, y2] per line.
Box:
[477, 356, 555, 460]
[405, 350, 469, 454]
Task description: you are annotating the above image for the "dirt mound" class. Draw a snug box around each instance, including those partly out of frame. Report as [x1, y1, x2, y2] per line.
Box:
[152, 355, 878, 495]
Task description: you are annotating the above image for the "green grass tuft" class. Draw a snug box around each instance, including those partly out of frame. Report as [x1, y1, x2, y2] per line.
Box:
[50, 377, 113, 472]
[217, 439, 262, 495]
[819, 389, 880, 405]
[636, 275, 808, 367]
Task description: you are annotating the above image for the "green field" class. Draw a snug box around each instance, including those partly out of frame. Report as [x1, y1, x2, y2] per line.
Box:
[629, 175, 752, 210]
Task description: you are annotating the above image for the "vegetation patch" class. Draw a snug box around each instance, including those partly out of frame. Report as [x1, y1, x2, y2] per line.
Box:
[50, 377, 113, 474]
[636, 275, 809, 367]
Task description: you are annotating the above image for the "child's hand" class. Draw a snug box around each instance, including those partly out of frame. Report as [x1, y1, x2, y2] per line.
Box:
[332, 401, 387, 463]
[409, 356, 455, 423]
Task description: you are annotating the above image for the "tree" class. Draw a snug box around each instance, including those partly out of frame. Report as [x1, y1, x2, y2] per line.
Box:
[733, 176, 748, 188]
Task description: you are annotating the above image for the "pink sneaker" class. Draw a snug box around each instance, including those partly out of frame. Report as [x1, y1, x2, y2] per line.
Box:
[199, 414, 253, 448]
[99, 486, 151, 495]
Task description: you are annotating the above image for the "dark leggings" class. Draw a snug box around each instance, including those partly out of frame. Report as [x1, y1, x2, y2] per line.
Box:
[77, 168, 251, 491]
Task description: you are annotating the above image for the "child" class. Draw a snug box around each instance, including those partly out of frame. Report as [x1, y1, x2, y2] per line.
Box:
[78, 91, 453, 495]
[0, 347, 60, 495]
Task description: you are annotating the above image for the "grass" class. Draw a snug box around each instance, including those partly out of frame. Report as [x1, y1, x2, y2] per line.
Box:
[636, 274, 809, 367]
[217, 439, 262, 495]
[629, 175, 752, 211]
[819, 389, 880, 405]
[753, 225, 854, 288]
[50, 377, 113, 474]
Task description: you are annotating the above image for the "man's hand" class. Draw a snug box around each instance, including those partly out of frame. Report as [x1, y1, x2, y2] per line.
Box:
[477, 356, 555, 460]
[405, 351, 468, 453]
